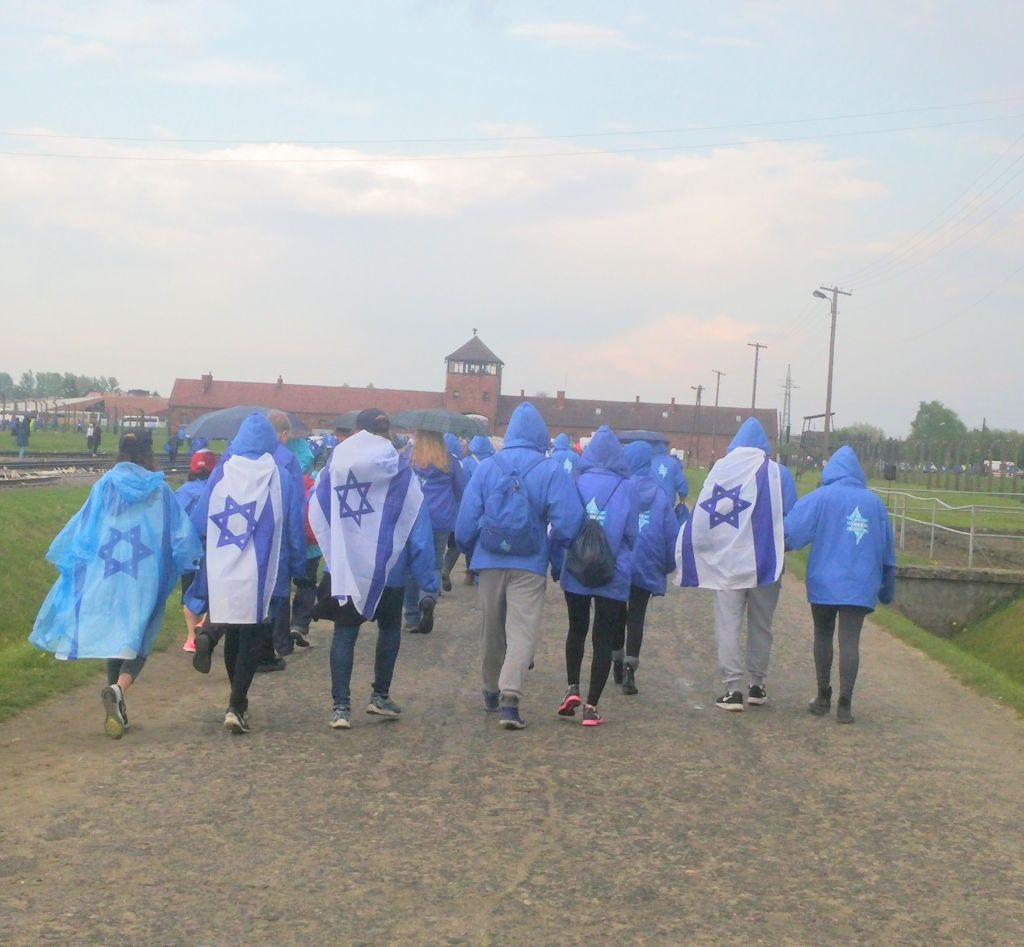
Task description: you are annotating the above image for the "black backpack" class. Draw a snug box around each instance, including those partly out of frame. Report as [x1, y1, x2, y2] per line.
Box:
[565, 481, 621, 587]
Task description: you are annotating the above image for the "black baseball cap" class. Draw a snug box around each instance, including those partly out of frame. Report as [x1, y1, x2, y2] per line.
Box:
[355, 408, 390, 436]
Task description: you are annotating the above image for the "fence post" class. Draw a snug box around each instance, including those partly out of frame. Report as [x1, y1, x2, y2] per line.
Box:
[929, 499, 937, 561]
[899, 493, 906, 551]
[968, 505, 976, 569]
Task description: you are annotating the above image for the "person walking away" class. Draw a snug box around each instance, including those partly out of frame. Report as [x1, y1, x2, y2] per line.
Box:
[404, 429, 464, 633]
[784, 445, 895, 723]
[651, 438, 688, 523]
[288, 452, 322, 649]
[15, 415, 30, 459]
[439, 433, 468, 591]
[552, 426, 638, 726]
[456, 402, 584, 730]
[615, 441, 678, 695]
[677, 418, 796, 711]
[309, 410, 438, 729]
[453, 434, 495, 585]
[85, 420, 95, 454]
[550, 432, 580, 477]
[29, 430, 201, 738]
[186, 413, 305, 734]
[174, 449, 218, 652]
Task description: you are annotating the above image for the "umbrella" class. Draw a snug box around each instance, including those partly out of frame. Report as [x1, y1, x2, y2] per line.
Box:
[185, 405, 309, 440]
[617, 429, 670, 445]
[390, 409, 486, 438]
[333, 410, 359, 433]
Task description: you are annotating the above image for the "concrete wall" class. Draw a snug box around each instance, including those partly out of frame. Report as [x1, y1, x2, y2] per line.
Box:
[893, 565, 1024, 638]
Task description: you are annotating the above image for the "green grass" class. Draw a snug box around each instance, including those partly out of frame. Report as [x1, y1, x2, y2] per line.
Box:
[785, 549, 1024, 716]
[0, 485, 185, 722]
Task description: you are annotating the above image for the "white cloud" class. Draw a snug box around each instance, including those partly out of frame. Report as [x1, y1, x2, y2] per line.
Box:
[701, 34, 758, 48]
[509, 21, 630, 50]
[157, 58, 284, 86]
[37, 33, 117, 63]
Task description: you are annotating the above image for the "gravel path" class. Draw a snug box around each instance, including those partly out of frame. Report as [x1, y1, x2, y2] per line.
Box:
[1, 574, 1021, 945]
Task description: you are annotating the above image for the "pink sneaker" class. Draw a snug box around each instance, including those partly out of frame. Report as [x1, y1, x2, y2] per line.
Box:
[581, 705, 605, 727]
[183, 640, 197, 653]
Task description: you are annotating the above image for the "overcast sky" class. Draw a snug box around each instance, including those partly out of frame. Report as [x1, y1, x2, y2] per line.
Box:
[2, 1, 1022, 435]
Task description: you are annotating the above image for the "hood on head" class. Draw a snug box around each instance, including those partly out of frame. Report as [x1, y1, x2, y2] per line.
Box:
[444, 433, 462, 457]
[287, 436, 314, 474]
[109, 463, 165, 502]
[503, 402, 549, 451]
[230, 412, 277, 459]
[821, 444, 866, 487]
[623, 440, 653, 476]
[333, 429, 401, 481]
[728, 417, 770, 454]
[580, 426, 630, 477]
[553, 433, 571, 450]
[649, 438, 670, 455]
[469, 434, 494, 458]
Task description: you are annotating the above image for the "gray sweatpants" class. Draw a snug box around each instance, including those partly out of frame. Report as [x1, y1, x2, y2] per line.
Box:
[713, 581, 782, 691]
[478, 569, 547, 706]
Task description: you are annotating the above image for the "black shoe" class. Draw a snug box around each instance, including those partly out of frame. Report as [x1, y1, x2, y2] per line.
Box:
[837, 696, 855, 724]
[418, 597, 436, 635]
[715, 690, 744, 711]
[808, 685, 832, 716]
[612, 660, 623, 685]
[405, 625, 421, 634]
[192, 632, 213, 674]
[747, 684, 767, 706]
[255, 657, 286, 673]
[621, 666, 638, 696]
[441, 575, 453, 593]
[290, 629, 311, 648]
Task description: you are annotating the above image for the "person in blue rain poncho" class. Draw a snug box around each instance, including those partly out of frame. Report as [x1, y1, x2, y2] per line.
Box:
[439, 433, 469, 590]
[29, 430, 201, 739]
[612, 441, 678, 696]
[550, 432, 580, 477]
[784, 445, 896, 724]
[551, 426, 639, 727]
[174, 449, 218, 654]
[651, 438, 689, 523]
[448, 434, 495, 587]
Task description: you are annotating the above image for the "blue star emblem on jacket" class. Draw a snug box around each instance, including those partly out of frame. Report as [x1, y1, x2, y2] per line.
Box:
[658, 462, 669, 479]
[211, 496, 259, 550]
[336, 470, 375, 526]
[638, 510, 651, 532]
[699, 483, 751, 529]
[562, 457, 573, 473]
[585, 497, 607, 525]
[846, 506, 869, 545]
[98, 525, 153, 578]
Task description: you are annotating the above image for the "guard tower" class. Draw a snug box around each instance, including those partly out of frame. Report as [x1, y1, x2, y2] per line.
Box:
[444, 331, 503, 431]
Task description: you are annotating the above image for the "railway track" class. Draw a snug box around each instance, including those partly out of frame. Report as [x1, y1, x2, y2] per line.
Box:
[0, 455, 188, 489]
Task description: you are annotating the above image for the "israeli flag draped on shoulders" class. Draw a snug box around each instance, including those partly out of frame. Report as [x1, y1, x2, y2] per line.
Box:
[676, 446, 784, 590]
[204, 452, 282, 624]
[309, 430, 423, 618]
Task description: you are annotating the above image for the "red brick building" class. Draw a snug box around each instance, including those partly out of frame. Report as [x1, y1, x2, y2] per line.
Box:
[168, 333, 778, 465]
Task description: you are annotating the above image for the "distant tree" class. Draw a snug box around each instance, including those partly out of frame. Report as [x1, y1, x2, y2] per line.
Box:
[366, 382, 375, 389]
[19, 371, 36, 394]
[61, 372, 80, 397]
[0, 372, 13, 393]
[833, 422, 885, 443]
[909, 401, 966, 441]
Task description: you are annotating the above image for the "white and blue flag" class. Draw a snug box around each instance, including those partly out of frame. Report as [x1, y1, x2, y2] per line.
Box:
[676, 446, 784, 590]
[204, 453, 282, 624]
[309, 430, 423, 618]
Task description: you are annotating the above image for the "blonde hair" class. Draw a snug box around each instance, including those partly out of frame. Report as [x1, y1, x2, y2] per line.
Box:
[412, 430, 450, 472]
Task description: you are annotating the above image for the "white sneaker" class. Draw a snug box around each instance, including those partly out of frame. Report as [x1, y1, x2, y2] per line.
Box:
[101, 685, 126, 739]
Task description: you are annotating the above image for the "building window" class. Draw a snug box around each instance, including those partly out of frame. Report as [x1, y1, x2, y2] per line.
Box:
[448, 360, 497, 376]
[595, 407, 602, 416]
[482, 391, 489, 401]
[662, 410, 669, 418]
[452, 390, 460, 399]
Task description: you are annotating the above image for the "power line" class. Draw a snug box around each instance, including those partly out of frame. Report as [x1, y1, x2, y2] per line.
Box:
[2, 112, 1023, 165]
[4, 94, 1024, 147]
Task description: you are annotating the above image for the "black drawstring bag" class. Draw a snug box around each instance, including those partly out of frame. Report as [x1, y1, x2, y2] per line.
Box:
[565, 481, 620, 587]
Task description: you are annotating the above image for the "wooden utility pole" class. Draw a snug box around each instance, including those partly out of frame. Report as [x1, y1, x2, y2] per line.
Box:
[748, 342, 767, 409]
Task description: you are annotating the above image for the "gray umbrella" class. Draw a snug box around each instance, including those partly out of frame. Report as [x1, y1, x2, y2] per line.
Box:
[617, 429, 670, 445]
[185, 405, 309, 440]
[390, 409, 486, 438]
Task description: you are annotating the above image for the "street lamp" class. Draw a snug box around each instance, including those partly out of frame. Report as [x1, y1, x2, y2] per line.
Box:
[812, 285, 852, 461]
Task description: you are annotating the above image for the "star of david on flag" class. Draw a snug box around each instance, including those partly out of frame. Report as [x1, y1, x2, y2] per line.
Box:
[97, 525, 153, 579]
[211, 496, 259, 550]
[699, 483, 752, 529]
[585, 497, 607, 525]
[335, 470, 375, 526]
[846, 506, 869, 545]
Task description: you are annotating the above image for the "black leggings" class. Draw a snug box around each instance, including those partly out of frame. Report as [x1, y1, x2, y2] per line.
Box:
[224, 624, 264, 713]
[811, 605, 869, 700]
[610, 585, 652, 663]
[564, 592, 628, 706]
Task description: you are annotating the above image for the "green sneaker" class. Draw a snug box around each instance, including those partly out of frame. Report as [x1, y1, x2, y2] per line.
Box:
[366, 693, 402, 718]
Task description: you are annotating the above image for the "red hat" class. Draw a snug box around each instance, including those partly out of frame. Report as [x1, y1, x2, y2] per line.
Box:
[190, 449, 218, 475]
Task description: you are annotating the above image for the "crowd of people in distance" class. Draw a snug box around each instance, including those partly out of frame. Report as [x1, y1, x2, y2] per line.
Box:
[28, 402, 896, 738]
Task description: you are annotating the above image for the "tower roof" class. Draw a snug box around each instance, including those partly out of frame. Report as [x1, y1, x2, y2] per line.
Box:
[445, 334, 503, 366]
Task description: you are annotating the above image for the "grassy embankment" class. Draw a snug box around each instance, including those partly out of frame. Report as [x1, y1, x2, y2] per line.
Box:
[0, 484, 187, 722]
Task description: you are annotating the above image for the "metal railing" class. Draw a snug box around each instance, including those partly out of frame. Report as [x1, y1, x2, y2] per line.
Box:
[873, 488, 1024, 568]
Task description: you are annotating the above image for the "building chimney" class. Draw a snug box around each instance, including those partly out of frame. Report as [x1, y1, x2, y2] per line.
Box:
[556, 390, 566, 409]
[520, 388, 525, 398]
[276, 375, 283, 388]
[634, 395, 641, 413]
[670, 396, 677, 413]
[201, 372, 213, 392]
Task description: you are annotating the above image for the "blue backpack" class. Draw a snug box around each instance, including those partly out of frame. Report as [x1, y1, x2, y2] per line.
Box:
[478, 454, 546, 556]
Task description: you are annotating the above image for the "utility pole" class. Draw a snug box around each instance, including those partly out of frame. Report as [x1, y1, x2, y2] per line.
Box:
[780, 364, 798, 444]
[815, 285, 852, 460]
[689, 384, 705, 464]
[748, 342, 767, 409]
[710, 369, 725, 462]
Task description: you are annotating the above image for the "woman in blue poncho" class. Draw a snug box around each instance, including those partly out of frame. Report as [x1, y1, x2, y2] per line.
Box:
[29, 431, 202, 739]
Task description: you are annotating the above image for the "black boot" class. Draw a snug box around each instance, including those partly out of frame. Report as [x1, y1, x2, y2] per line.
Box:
[622, 665, 638, 695]
[612, 660, 623, 685]
[808, 685, 832, 716]
[836, 696, 854, 724]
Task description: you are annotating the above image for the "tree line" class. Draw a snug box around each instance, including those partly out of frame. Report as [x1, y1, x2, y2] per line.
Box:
[0, 371, 122, 399]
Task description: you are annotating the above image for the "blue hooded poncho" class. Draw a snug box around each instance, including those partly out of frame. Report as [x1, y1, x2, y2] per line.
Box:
[624, 441, 678, 595]
[456, 402, 584, 576]
[650, 439, 688, 505]
[556, 426, 638, 601]
[30, 463, 202, 660]
[729, 418, 798, 514]
[784, 445, 896, 609]
[461, 434, 495, 482]
[551, 432, 580, 476]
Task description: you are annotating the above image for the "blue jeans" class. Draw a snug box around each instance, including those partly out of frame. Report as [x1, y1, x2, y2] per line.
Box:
[403, 528, 449, 627]
[330, 586, 403, 710]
